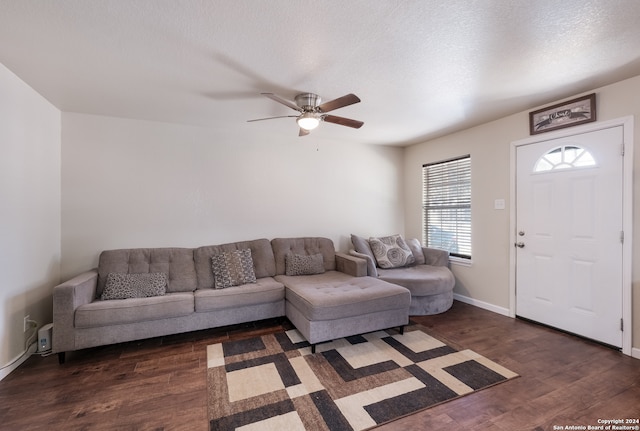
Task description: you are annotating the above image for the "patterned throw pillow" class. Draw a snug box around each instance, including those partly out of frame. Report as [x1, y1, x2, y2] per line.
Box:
[368, 234, 416, 269]
[211, 249, 257, 289]
[101, 272, 167, 300]
[285, 253, 325, 276]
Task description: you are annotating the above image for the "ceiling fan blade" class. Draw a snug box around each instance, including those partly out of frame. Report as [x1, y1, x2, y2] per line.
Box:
[247, 115, 298, 122]
[323, 115, 364, 129]
[261, 93, 302, 112]
[299, 128, 310, 137]
[317, 93, 361, 113]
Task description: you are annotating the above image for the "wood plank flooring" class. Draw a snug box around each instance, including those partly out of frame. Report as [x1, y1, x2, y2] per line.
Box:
[1, 301, 638, 430]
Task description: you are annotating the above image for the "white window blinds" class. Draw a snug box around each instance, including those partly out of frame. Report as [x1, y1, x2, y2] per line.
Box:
[422, 155, 471, 259]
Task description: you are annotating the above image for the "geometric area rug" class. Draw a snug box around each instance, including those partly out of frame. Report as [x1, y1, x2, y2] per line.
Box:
[207, 325, 518, 431]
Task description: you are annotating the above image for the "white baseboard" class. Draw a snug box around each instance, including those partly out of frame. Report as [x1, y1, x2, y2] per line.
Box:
[632, 347, 640, 360]
[453, 293, 511, 317]
[0, 344, 37, 381]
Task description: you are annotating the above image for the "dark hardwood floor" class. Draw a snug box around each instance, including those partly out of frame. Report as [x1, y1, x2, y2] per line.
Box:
[1, 301, 638, 430]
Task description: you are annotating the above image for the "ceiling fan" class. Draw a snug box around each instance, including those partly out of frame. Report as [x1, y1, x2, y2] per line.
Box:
[248, 92, 364, 136]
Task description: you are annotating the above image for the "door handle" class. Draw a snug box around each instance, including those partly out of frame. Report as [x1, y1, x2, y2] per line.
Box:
[515, 242, 525, 248]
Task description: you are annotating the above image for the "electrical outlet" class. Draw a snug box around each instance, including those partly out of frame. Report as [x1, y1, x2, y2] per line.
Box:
[24, 315, 30, 332]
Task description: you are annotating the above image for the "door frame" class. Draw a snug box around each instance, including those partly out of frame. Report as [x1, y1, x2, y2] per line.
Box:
[509, 115, 634, 356]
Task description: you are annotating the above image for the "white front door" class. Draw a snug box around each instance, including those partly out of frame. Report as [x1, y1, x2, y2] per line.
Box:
[515, 126, 624, 347]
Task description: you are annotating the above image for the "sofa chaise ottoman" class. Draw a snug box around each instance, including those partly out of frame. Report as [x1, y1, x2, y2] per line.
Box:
[272, 237, 411, 351]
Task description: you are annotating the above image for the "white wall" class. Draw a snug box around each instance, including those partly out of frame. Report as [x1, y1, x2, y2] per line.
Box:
[404, 74, 640, 350]
[0, 63, 61, 373]
[61, 113, 405, 280]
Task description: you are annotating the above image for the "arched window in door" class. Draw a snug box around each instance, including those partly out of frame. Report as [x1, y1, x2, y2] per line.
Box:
[533, 145, 596, 172]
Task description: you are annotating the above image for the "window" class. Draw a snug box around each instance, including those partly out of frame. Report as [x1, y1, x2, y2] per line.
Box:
[533, 145, 596, 172]
[422, 155, 471, 259]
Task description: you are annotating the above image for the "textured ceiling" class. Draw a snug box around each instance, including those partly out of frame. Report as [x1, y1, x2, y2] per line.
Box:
[1, 0, 640, 146]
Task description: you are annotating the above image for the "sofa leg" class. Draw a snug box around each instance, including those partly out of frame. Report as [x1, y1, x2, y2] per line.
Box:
[58, 352, 66, 365]
[399, 325, 405, 335]
[311, 344, 316, 354]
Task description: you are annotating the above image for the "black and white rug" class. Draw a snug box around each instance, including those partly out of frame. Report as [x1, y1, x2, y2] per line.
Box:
[207, 325, 518, 431]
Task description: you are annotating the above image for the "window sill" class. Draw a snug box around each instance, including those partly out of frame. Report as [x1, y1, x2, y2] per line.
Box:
[450, 256, 472, 267]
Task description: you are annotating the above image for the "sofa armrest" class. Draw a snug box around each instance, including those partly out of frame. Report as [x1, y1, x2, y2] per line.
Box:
[335, 252, 367, 277]
[52, 269, 98, 353]
[348, 250, 378, 277]
[422, 247, 450, 267]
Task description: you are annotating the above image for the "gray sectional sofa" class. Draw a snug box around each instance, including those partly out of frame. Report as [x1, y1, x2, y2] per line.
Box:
[350, 234, 456, 315]
[53, 237, 411, 363]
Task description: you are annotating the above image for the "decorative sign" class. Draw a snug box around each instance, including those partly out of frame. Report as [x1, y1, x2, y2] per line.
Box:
[529, 93, 596, 135]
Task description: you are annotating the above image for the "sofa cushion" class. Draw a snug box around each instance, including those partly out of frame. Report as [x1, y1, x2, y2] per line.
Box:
[194, 278, 285, 312]
[285, 253, 325, 276]
[377, 265, 455, 296]
[271, 237, 336, 275]
[277, 271, 410, 321]
[211, 249, 257, 288]
[406, 238, 426, 265]
[101, 272, 167, 300]
[369, 234, 415, 268]
[98, 248, 196, 296]
[75, 293, 194, 328]
[195, 239, 275, 289]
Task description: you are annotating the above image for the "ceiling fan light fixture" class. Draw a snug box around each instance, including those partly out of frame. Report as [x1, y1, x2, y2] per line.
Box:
[297, 112, 320, 130]
[251, 92, 363, 136]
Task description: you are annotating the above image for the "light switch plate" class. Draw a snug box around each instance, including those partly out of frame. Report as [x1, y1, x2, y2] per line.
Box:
[494, 199, 505, 210]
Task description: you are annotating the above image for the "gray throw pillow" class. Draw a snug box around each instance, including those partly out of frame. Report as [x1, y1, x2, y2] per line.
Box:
[406, 238, 426, 265]
[101, 272, 167, 300]
[350, 234, 377, 275]
[211, 249, 257, 289]
[285, 253, 325, 276]
[368, 234, 416, 269]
